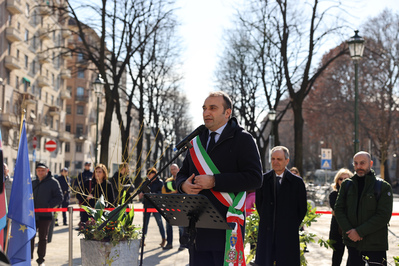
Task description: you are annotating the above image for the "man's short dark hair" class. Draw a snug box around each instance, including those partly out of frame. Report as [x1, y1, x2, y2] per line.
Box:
[208, 91, 232, 111]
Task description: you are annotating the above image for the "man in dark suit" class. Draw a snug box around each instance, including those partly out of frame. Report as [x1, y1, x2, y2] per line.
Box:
[255, 146, 307, 266]
[176, 91, 263, 266]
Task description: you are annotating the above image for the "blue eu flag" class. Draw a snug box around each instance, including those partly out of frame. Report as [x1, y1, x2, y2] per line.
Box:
[7, 121, 36, 265]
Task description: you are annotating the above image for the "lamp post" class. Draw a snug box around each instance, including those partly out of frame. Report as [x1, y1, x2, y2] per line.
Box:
[93, 74, 104, 167]
[347, 30, 365, 154]
[268, 108, 276, 169]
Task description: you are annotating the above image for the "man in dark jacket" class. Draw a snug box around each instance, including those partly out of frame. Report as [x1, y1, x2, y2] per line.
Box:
[176, 91, 263, 266]
[76, 162, 93, 225]
[335, 151, 393, 266]
[56, 168, 70, 226]
[31, 163, 63, 266]
[255, 146, 307, 266]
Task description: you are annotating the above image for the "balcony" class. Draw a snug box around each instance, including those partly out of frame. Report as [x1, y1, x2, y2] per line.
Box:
[6, 0, 22, 15]
[75, 95, 89, 103]
[4, 55, 21, 70]
[1, 113, 18, 127]
[37, 52, 50, 64]
[61, 29, 71, 39]
[49, 106, 60, 116]
[60, 69, 71, 79]
[58, 131, 71, 142]
[60, 88, 71, 99]
[37, 76, 50, 87]
[34, 123, 51, 136]
[38, 28, 50, 40]
[75, 134, 88, 141]
[38, 4, 51, 16]
[22, 92, 36, 105]
[5, 27, 22, 43]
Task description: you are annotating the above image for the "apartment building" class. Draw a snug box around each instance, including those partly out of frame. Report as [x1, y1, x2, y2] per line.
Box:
[0, 0, 135, 177]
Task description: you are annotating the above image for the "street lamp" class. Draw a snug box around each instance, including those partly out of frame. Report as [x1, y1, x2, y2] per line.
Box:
[93, 74, 104, 167]
[347, 30, 365, 154]
[268, 108, 276, 169]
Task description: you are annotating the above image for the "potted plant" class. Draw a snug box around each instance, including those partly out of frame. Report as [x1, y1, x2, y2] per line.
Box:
[79, 194, 141, 266]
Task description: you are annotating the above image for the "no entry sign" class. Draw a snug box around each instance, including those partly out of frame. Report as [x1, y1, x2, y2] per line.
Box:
[45, 140, 57, 152]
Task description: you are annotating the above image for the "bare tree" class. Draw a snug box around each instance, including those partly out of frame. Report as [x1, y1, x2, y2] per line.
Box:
[65, 0, 176, 165]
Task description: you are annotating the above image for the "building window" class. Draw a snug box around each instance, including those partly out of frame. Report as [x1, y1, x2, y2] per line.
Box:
[66, 123, 71, 132]
[65, 160, 70, 169]
[65, 142, 70, 153]
[76, 143, 82, 152]
[32, 60, 36, 74]
[25, 3, 30, 17]
[75, 161, 82, 170]
[66, 105, 71, 114]
[25, 55, 28, 69]
[25, 30, 29, 42]
[77, 105, 84, 115]
[77, 87, 84, 96]
[77, 52, 84, 62]
[76, 124, 83, 136]
[77, 69, 85, 78]
[15, 76, 19, 89]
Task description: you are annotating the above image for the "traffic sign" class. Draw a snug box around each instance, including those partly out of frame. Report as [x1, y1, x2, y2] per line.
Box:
[321, 148, 332, 169]
[33, 136, 37, 149]
[45, 140, 57, 152]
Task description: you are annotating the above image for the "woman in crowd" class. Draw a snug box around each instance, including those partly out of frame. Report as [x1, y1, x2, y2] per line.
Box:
[139, 167, 166, 247]
[110, 162, 135, 205]
[329, 168, 353, 266]
[77, 164, 115, 224]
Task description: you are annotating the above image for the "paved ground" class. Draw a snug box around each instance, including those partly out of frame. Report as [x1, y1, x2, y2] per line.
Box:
[31, 197, 399, 265]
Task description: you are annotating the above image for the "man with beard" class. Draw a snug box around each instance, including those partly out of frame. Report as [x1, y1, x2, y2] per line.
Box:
[335, 151, 393, 266]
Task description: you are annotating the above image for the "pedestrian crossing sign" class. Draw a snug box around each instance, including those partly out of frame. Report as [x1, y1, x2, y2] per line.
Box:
[321, 159, 332, 169]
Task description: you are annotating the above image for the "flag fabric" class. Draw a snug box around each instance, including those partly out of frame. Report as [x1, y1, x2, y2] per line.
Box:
[7, 121, 36, 265]
[0, 128, 6, 250]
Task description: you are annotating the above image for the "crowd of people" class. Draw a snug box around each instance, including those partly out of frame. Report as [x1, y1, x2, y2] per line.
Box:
[1, 91, 395, 266]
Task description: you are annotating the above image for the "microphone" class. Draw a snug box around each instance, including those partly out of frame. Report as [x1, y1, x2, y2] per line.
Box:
[173, 125, 206, 151]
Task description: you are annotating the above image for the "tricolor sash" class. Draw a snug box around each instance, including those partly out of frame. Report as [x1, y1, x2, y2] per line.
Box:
[189, 136, 246, 266]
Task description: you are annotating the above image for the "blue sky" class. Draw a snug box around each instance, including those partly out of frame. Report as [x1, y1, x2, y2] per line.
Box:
[175, 0, 399, 127]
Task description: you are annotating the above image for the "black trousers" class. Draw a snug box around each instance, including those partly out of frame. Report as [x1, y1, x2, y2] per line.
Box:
[31, 219, 52, 264]
[347, 246, 386, 266]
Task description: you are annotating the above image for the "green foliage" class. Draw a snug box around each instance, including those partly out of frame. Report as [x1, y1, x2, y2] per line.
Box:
[245, 202, 332, 266]
[244, 209, 259, 264]
[78, 194, 141, 246]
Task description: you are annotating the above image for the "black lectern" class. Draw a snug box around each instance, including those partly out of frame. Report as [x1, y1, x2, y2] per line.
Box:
[144, 193, 232, 246]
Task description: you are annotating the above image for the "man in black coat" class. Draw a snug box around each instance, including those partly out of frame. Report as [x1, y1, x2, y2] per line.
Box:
[255, 146, 307, 266]
[31, 163, 63, 266]
[56, 167, 70, 225]
[176, 91, 263, 266]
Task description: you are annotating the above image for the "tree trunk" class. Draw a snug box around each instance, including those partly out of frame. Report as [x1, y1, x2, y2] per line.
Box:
[292, 100, 304, 175]
[99, 97, 114, 166]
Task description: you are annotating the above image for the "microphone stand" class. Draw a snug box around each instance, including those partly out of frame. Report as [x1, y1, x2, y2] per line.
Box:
[97, 142, 193, 266]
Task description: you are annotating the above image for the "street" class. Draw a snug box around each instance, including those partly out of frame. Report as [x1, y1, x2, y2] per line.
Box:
[32, 197, 399, 265]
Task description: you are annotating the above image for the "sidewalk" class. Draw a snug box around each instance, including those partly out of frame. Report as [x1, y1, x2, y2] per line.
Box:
[32, 201, 189, 266]
[32, 200, 399, 265]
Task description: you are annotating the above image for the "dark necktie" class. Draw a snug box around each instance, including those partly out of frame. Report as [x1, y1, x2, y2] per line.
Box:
[276, 176, 281, 191]
[207, 132, 217, 152]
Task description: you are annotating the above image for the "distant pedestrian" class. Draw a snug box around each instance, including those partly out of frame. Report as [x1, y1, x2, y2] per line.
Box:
[335, 151, 393, 266]
[31, 163, 63, 266]
[76, 162, 93, 226]
[110, 162, 135, 205]
[290, 167, 300, 177]
[328, 168, 353, 266]
[161, 164, 188, 251]
[56, 168, 70, 226]
[139, 167, 166, 248]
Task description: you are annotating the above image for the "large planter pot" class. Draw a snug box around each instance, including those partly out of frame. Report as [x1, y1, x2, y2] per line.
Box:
[80, 239, 140, 266]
